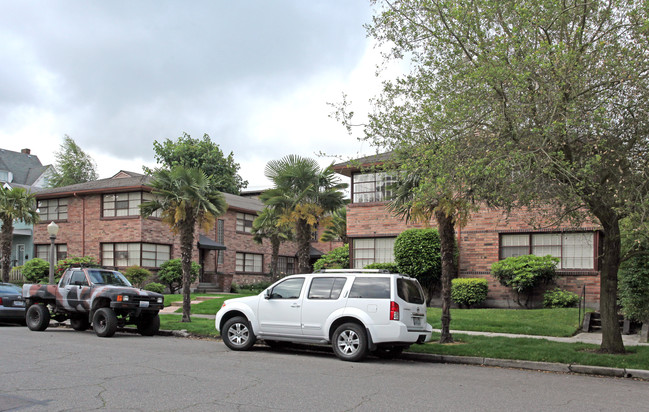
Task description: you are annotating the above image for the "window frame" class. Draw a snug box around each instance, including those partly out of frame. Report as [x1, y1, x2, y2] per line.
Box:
[101, 242, 171, 268]
[351, 172, 395, 204]
[235, 252, 263, 273]
[236, 212, 256, 234]
[35, 244, 68, 262]
[277, 256, 296, 276]
[351, 237, 396, 269]
[499, 231, 598, 271]
[37, 198, 68, 221]
[102, 191, 161, 219]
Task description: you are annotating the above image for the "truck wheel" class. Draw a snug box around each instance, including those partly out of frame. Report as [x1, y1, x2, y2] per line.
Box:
[70, 316, 90, 331]
[136, 313, 160, 336]
[93, 308, 117, 337]
[26, 304, 50, 332]
[332, 322, 368, 362]
[222, 316, 256, 351]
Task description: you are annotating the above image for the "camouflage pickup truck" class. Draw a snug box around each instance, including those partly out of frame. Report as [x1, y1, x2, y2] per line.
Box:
[23, 267, 164, 337]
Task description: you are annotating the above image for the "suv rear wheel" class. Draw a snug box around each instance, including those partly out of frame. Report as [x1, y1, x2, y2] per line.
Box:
[332, 322, 367, 362]
[222, 316, 256, 350]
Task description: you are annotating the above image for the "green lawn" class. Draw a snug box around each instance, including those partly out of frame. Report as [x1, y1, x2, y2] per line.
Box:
[426, 307, 586, 337]
[163, 293, 254, 314]
[159, 315, 219, 337]
[410, 333, 649, 370]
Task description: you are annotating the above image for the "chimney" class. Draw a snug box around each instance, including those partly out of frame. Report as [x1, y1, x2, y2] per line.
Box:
[21, 148, 31, 155]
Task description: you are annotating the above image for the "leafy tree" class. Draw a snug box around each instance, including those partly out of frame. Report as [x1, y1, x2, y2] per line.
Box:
[393, 228, 443, 297]
[0, 186, 39, 282]
[156, 258, 200, 294]
[55, 256, 100, 279]
[20, 258, 50, 283]
[48, 135, 98, 187]
[124, 266, 152, 289]
[312, 244, 349, 271]
[320, 207, 347, 244]
[143, 282, 165, 294]
[355, 0, 649, 353]
[252, 207, 293, 280]
[146, 133, 247, 194]
[261, 155, 347, 273]
[140, 166, 226, 322]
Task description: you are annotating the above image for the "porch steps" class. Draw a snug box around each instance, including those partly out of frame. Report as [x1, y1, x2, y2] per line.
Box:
[582, 312, 625, 332]
[194, 282, 223, 294]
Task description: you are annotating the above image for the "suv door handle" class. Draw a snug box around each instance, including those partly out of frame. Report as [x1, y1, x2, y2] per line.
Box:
[291, 303, 301, 308]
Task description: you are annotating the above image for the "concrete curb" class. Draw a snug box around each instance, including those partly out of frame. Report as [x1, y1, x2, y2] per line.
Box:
[400, 352, 648, 381]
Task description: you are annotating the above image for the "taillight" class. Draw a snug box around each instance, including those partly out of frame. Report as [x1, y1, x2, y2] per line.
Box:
[390, 301, 400, 321]
[0, 297, 3, 305]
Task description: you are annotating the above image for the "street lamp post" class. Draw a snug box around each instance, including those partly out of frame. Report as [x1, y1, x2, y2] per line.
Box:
[47, 221, 59, 285]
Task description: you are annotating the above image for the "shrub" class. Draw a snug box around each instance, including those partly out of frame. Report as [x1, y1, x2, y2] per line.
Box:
[235, 280, 274, 294]
[124, 266, 152, 289]
[364, 262, 399, 272]
[143, 282, 165, 294]
[543, 288, 580, 308]
[21, 258, 50, 283]
[618, 256, 649, 322]
[451, 278, 488, 307]
[157, 259, 200, 294]
[394, 228, 442, 294]
[55, 256, 100, 281]
[313, 244, 349, 271]
[491, 255, 558, 307]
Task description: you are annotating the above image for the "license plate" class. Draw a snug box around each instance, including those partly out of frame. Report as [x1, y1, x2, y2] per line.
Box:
[412, 317, 421, 326]
[139, 301, 150, 308]
[13, 301, 25, 307]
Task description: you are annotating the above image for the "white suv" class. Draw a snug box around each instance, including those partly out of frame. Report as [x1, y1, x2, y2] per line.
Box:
[215, 269, 433, 361]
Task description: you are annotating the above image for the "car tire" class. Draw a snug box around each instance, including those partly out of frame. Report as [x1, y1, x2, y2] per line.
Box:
[93, 308, 118, 337]
[136, 313, 160, 336]
[222, 316, 256, 351]
[332, 322, 368, 362]
[26, 304, 50, 332]
[70, 316, 90, 331]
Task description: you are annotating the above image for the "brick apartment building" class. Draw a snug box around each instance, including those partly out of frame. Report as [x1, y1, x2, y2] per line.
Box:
[333, 154, 602, 308]
[32, 171, 341, 290]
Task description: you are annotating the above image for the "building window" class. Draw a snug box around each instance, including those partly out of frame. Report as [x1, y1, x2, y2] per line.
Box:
[38, 198, 68, 221]
[103, 192, 161, 218]
[351, 237, 396, 269]
[101, 243, 171, 268]
[277, 256, 295, 275]
[35, 244, 68, 261]
[236, 252, 263, 273]
[217, 219, 225, 264]
[352, 172, 395, 203]
[499, 232, 595, 270]
[236, 212, 255, 233]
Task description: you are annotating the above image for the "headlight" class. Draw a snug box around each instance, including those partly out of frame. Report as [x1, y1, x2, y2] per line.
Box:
[122, 295, 130, 302]
[156, 297, 163, 304]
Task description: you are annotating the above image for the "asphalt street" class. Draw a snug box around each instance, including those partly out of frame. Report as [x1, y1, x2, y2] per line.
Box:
[1, 325, 648, 412]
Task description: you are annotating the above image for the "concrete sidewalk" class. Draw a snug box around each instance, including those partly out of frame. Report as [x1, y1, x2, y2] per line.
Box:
[433, 329, 649, 346]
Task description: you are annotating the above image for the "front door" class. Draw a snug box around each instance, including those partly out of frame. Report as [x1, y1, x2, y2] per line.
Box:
[257, 277, 305, 337]
[16, 244, 25, 266]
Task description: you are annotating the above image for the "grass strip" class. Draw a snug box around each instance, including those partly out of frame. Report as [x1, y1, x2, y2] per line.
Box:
[159, 314, 219, 337]
[410, 333, 649, 370]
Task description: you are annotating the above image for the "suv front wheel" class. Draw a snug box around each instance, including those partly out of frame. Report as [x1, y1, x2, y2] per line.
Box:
[222, 316, 256, 351]
[332, 322, 368, 362]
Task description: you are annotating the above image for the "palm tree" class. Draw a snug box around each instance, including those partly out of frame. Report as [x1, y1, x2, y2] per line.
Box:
[140, 166, 226, 322]
[320, 206, 347, 244]
[251, 207, 293, 280]
[261, 155, 347, 273]
[0, 186, 40, 282]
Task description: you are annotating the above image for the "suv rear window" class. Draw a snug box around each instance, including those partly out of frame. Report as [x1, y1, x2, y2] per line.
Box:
[349, 277, 390, 299]
[308, 277, 347, 300]
[397, 278, 425, 304]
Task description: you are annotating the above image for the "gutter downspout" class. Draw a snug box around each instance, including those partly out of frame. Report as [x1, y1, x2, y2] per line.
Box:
[74, 193, 86, 256]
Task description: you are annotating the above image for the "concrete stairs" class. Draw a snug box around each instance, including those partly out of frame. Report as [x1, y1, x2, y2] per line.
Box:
[582, 312, 625, 333]
[194, 282, 222, 294]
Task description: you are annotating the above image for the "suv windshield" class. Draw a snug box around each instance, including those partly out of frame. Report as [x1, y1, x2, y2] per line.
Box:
[397, 278, 425, 304]
[88, 270, 132, 287]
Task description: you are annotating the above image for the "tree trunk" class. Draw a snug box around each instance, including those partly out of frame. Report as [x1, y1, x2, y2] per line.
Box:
[180, 223, 195, 323]
[598, 220, 625, 353]
[270, 237, 280, 280]
[296, 219, 311, 274]
[436, 210, 456, 344]
[1, 218, 12, 283]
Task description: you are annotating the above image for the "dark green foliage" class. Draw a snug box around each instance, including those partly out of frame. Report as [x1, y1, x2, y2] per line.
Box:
[124, 266, 152, 289]
[491, 255, 558, 306]
[157, 259, 200, 294]
[618, 257, 649, 322]
[1, 186, 39, 282]
[543, 288, 580, 308]
[48, 135, 98, 187]
[146, 133, 247, 194]
[143, 282, 165, 294]
[55, 256, 100, 279]
[394, 228, 442, 292]
[313, 244, 349, 271]
[21, 258, 50, 283]
[364, 262, 398, 272]
[451, 278, 488, 307]
[231, 280, 274, 295]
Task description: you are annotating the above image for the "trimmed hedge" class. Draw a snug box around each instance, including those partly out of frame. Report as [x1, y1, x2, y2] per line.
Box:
[364, 262, 398, 272]
[543, 288, 580, 308]
[143, 282, 165, 294]
[21, 258, 50, 283]
[451, 278, 488, 307]
[394, 228, 442, 291]
[313, 244, 349, 271]
[124, 266, 152, 288]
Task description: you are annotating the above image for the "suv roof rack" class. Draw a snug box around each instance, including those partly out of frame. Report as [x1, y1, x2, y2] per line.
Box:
[314, 269, 392, 274]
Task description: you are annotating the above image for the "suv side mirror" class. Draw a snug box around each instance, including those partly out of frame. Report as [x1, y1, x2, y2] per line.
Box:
[264, 289, 271, 299]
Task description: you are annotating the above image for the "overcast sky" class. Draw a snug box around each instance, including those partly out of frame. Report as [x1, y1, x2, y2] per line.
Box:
[0, 1, 393, 189]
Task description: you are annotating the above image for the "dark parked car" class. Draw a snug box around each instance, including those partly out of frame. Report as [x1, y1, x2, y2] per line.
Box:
[0, 283, 26, 324]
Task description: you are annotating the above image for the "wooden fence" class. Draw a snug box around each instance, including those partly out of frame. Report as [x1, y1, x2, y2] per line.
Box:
[1, 267, 25, 283]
